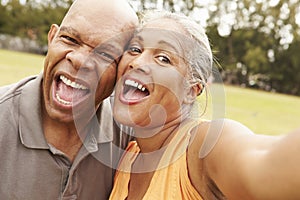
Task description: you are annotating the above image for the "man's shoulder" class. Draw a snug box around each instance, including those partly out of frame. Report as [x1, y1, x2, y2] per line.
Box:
[0, 75, 39, 104]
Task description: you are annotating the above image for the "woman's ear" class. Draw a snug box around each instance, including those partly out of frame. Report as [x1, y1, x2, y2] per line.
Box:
[48, 24, 59, 45]
[183, 82, 203, 104]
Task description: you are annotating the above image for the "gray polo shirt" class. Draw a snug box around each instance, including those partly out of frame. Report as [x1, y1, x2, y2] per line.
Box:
[0, 73, 131, 200]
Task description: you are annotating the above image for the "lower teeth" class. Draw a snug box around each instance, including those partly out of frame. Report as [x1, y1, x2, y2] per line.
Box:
[56, 93, 72, 105]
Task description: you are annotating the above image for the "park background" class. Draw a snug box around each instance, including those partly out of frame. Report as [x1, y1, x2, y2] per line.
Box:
[0, 0, 299, 135]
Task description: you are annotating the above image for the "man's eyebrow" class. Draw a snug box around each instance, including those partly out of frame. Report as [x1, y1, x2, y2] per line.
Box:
[132, 35, 144, 42]
[95, 43, 122, 58]
[59, 26, 81, 40]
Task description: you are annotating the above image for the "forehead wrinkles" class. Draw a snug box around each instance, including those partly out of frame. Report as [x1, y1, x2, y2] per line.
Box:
[62, 14, 130, 49]
[140, 18, 196, 61]
[137, 29, 186, 55]
[61, 0, 137, 47]
[138, 28, 192, 68]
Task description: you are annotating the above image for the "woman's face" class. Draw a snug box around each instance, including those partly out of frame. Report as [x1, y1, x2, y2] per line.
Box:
[114, 18, 192, 129]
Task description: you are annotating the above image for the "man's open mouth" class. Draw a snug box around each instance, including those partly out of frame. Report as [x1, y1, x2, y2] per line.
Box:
[55, 75, 89, 106]
[122, 79, 150, 102]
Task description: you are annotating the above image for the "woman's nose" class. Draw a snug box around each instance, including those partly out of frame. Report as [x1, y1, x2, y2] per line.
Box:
[128, 53, 151, 74]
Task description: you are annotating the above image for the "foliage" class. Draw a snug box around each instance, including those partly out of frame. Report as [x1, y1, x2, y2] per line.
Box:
[206, 0, 300, 95]
[0, 0, 299, 95]
[0, 0, 72, 46]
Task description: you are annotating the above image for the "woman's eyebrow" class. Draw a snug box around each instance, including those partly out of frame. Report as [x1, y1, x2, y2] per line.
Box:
[157, 40, 180, 54]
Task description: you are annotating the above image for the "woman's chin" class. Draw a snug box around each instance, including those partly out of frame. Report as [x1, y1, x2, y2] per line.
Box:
[113, 108, 130, 125]
[113, 109, 140, 127]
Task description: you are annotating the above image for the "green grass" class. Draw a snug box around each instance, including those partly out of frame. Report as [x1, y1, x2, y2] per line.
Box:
[1, 49, 299, 135]
[197, 83, 300, 136]
[0, 49, 44, 85]
[224, 85, 300, 135]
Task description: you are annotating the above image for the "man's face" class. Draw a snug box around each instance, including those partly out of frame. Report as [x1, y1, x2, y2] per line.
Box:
[42, 2, 136, 124]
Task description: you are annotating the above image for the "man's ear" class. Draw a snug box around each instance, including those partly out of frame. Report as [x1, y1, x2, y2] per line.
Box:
[183, 82, 203, 104]
[48, 24, 59, 45]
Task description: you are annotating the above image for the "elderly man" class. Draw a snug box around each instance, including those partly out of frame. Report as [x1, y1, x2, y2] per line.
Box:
[0, 0, 137, 199]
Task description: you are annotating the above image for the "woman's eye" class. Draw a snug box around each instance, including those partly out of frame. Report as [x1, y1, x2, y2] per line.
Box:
[157, 55, 171, 64]
[61, 35, 79, 45]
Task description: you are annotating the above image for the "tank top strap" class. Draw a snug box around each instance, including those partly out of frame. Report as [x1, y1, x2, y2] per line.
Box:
[156, 119, 203, 170]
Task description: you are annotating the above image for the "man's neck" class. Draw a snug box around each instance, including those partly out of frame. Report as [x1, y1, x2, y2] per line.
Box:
[42, 112, 87, 163]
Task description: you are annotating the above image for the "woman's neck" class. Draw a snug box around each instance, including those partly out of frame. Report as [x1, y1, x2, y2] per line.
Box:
[133, 117, 190, 153]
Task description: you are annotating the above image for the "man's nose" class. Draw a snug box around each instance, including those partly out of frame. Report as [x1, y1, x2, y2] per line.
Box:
[66, 47, 94, 71]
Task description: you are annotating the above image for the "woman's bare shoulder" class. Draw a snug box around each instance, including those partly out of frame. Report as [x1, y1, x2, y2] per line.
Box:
[188, 118, 254, 159]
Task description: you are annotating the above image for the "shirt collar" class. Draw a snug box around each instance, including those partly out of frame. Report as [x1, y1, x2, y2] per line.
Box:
[96, 97, 114, 143]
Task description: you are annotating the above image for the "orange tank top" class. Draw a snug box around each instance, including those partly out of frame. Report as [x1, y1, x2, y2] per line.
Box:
[109, 120, 203, 200]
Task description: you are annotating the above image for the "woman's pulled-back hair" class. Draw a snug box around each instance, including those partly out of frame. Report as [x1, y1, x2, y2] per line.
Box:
[139, 10, 213, 94]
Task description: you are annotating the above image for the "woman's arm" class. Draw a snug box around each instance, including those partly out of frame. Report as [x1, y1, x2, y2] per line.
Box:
[201, 119, 300, 199]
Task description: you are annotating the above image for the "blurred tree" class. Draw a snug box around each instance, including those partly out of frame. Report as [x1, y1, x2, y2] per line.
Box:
[1, 0, 24, 36]
[128, 0, 300, 95]
[0, 0, 72, 48]
[0, 3, 8, 32]
[0, 0, 299, 95]
[206, 0, 300, 93]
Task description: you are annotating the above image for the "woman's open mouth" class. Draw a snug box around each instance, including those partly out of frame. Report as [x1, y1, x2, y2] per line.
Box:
[120, 78, 150, 104]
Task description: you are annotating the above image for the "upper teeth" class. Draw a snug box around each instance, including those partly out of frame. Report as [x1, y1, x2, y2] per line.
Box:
[125, 79, 146, 92]
[60, 75, 88, 90]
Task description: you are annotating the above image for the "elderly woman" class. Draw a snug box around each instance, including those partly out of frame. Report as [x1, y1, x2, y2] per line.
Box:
[109, 11, 300, 200]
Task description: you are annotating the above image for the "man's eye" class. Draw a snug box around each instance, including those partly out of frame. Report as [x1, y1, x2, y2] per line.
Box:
[157, 55, 171, 64]
[97, 51, 116, 64]
[128, 46, 141, 54]
[61, 35, 79, 45]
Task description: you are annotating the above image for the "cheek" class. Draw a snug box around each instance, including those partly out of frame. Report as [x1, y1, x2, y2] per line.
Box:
[44, 44, 66, 73]
[157, 89, 182, 113]
[94, 65, 117, 101]
[43, 51, 54, 73]
[155, 72, 186, 100]
[43, 54, 56, 88]
[116, 56, 131, 80]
